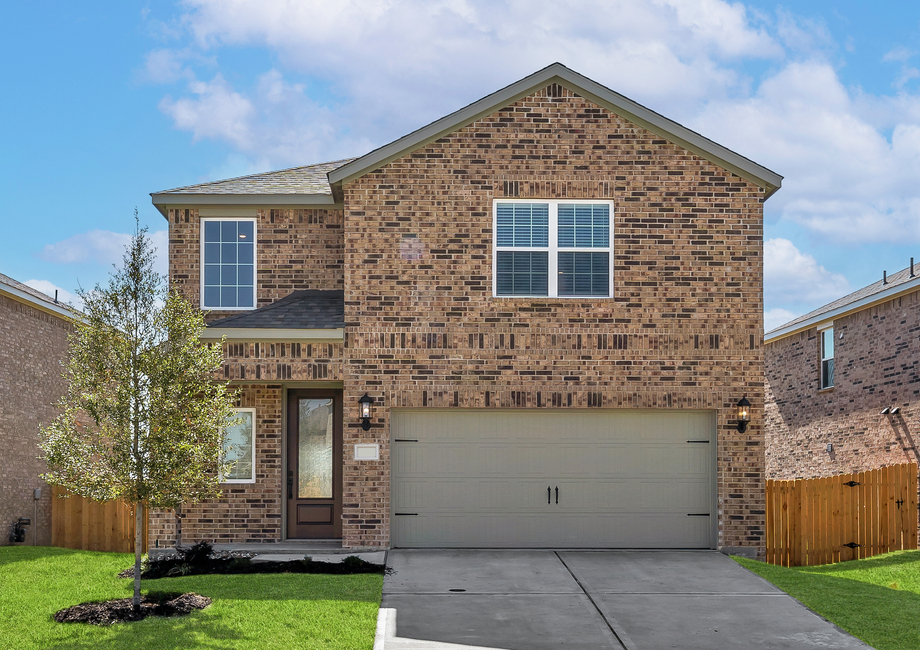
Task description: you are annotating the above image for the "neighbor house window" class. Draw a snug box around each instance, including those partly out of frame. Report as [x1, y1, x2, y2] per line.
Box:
[820, 327, 834, 389]
[222, 408, 256, 483]
[493, 200, 613, 297]
[201, 219, 256, 309]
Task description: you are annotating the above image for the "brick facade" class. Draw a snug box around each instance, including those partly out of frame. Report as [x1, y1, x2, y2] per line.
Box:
[342, 85, 766, 550]
[155, 80, 771, 553]
[169, 207, 344, 323]
[0, 291, 72, 547]
[149, 384, 285, 545]
[765, 290, 920, 480]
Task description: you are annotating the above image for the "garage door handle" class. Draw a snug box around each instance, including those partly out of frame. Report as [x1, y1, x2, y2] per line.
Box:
[548, 486, 551, 504]
[555, 486, 559, 504]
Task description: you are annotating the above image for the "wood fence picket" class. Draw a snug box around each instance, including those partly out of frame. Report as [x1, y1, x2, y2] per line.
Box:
[766, 464, 918, 567]
[50, 486, 148, 554]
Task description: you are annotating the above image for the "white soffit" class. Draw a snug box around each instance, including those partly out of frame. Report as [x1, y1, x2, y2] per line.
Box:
[199, 327, 344, 342]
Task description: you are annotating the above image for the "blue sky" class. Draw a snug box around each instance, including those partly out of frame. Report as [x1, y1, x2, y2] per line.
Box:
[3, 1, 920, 331]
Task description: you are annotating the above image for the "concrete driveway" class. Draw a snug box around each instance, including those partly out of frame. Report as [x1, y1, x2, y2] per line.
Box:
[377, 550, 872, 650]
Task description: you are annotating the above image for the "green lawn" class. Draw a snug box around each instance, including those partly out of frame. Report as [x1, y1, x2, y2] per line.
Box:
[0, 546, 382, 650]
[737, 550, 920, 650]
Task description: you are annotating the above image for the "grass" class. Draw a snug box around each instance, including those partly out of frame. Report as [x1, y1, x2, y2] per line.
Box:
[736, 550, 920, 650]
[0, 546, 382, 650]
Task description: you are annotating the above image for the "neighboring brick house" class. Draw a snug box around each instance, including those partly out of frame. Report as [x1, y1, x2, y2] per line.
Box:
[150, 63, 782, 554]
[0, 274, 76, 546]
[765, 264, 920, 481]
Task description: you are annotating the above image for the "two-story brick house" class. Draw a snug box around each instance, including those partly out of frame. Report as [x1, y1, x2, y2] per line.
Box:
[765, 264, 920, 482]
[151, 63, 781, 554]
[0, 274, 76, 546]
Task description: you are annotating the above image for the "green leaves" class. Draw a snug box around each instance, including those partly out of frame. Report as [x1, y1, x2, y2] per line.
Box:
[39, 212, 236, 531]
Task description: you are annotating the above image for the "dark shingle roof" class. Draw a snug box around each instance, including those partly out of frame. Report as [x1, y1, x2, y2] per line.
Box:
[767, 264, 920, 336]
[0, 273, 62, 307]
[207, 290, 344, 330]
[157, 159, 356, 196]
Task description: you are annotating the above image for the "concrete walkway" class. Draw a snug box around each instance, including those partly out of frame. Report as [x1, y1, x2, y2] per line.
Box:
[377, 550, 872, 650]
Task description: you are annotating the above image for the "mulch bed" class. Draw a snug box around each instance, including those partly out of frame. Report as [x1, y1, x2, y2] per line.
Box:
[54, 592, 211, 626]
[128, 541, 387, 579]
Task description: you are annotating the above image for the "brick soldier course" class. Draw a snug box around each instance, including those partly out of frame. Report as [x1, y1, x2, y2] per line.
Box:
[0, 274, 76, 547]
[151, 63, 781, 554]
[765, 265, 920, 483]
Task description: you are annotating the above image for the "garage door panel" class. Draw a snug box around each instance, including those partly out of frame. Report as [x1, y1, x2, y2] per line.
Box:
[554, 479, 711, 513]
[391, 409, 716, 548]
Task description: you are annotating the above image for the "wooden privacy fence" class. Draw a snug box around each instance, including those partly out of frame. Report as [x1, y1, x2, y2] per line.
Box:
[51, 487, 148, 554]
[766, 464, 918, 567]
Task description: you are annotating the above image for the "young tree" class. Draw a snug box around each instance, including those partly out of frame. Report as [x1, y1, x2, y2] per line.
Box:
[40, 215, 237, 610]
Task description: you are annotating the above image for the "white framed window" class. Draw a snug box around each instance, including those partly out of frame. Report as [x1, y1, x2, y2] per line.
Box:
[820, 326, 834, 389]
[492, 200, 613, 297]
[222, 408, 256, 484]
[201, 218, 257, 310]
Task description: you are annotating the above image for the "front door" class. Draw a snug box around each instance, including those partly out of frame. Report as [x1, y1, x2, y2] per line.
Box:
[287, 390, 343, 539]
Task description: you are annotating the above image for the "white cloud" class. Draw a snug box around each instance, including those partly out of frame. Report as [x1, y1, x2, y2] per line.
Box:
[764, 307, 798, 333]
[23, 280, 83, 309]
[141, 48, 196, 84]
[764, 238, 851, 311]
[694, 60, 920, 244]
[38, 230, 169, 276]
[149, 0, 783, 168]
[159, 74, 255, 149]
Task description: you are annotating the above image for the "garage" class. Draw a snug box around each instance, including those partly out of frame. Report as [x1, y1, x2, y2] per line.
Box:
[390, 409, 717, 548]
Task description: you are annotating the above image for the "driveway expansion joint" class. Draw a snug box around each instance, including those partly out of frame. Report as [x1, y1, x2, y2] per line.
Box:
[554, 550, 635, 650]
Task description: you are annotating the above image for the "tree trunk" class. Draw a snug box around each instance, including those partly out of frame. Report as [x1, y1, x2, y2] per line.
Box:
[133, 502, 143, 611]
[175, 505, 183, 551]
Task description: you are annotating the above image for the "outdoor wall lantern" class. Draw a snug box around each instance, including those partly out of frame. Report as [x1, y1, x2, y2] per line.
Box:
[736, 397, 751, 433]
[881, 407, 891, 415]
[826, 443, 834, 453]
[359, 393, 374, 431]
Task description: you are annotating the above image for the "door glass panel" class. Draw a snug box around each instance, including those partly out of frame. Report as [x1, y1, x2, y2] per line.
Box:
[298, 398, 334, 498]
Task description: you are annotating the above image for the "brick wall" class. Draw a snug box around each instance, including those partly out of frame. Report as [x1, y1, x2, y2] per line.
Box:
[342, 84, 767, 551]
[148, 384, 284, 546]
[0, 293, 71, 546]
[766, 290, 920, 480]
[168, 207, 344, 323]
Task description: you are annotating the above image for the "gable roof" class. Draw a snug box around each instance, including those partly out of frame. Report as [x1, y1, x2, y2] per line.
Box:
[765, 263, 920, 342]
[152, 64, 782, 217]
[328, 63, 783, 198]
[200, 290, 344, 341]
[0, 273, 80, 320]
[151, 160, 354, 217]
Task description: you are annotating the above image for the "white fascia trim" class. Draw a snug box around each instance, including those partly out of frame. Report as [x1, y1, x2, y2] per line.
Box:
[765, 277, 920, 343]
[200, 327, 344, 342]
[151, 193, 341, 217]
[0, 284, 83, 322]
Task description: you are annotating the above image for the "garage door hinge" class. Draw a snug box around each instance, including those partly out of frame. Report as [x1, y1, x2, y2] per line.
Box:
[394, 513, 419, 516]
[687, 513, 711, 517]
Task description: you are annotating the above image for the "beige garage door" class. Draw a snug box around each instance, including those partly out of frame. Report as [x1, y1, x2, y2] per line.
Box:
[391, 409, 716, 548]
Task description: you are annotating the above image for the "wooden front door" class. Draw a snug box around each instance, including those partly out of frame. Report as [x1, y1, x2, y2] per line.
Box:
[287, 390, 343, 539]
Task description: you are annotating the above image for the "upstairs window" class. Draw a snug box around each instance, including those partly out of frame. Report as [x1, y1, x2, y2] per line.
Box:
[493, 200, 613, 297]
[820, 327, 834, 389]
[201, 219, 256, 309]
